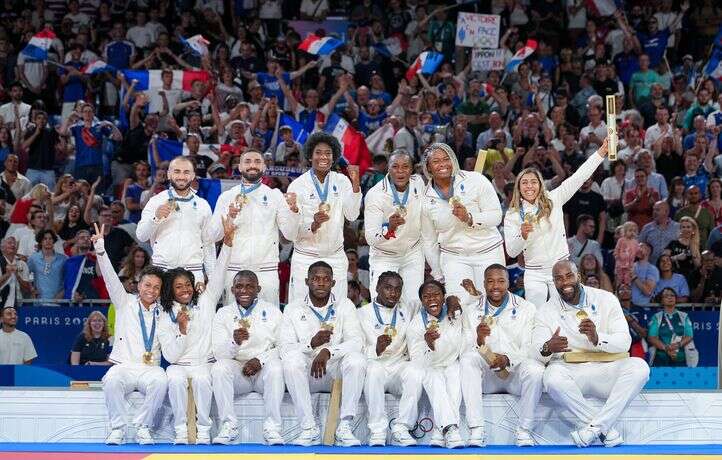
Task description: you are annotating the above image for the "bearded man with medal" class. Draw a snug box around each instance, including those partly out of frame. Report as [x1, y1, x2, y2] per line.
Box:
[286, 132, 362, 302]
[406, 280, 465, 449]
[92, 223, 168, 446]
[531, 260, 650, 448]
[364, 150, 426, 306]
[419, 143, 504, 299]
[209, 148, 300, 305]
[357, 271, 423, 446]
[279, 261, 366, 447]
[137, 156, 215, 293]
[156, 215, 236, 445]
[210, 263, 286, 445]
[458, 265, 544, 447]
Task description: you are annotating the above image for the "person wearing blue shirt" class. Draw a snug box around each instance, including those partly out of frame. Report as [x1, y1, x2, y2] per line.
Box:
[58, 44, 88, 120]
[103, 23, 136, 69]
[682, 154, 711, 199]
[614, 38, 640, 87]
[242, 59, 318, 109]
[27, 230, 67, 300]
[653, 254, 690, 302]
[631, 242, 659, 306]
[631, 6, 687, 68]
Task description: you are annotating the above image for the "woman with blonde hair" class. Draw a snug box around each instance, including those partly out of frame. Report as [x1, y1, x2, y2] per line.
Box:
[51, 174, 81, 223]
[665, 216, 701, 285]
[504, 136, 609, 306]
[70, 310, 112, 365]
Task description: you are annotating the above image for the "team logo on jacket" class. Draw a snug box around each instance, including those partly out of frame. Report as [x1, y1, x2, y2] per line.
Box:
[300, 314, 307, 321]
[262, 195, 268, 206]
[262, 310, 268, 321]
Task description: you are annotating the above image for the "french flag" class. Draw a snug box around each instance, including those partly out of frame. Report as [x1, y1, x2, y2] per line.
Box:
[586, 0, 620, 16]
[120, 69, 210, 92]
[21, 29, 56, 61]
[278, 113, 310, 145]
[705, 48, 722, 83]
[405, 51, 444, 82]
[324, 113, 371, 176]
[196, 178, 239, 211]
[373, 35, 407, 58]
[182, 34, 210, 56]
[298, 34, 344, 56]
[81, 60, 115, 75]
[505, 40, 538, 73]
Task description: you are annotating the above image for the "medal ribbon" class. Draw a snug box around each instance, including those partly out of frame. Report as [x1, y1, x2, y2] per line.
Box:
[169, 302, 194, 323]
[389, 176, 409, 208]
[432, 176, 455, 201]
[484, 293, 510, 318]
[311, 170, 330, 204]
[237, 299, 258, 319]
[373, 302, 398, 329]
[421, 303, 447, 328]
[138, 302, 157, 354]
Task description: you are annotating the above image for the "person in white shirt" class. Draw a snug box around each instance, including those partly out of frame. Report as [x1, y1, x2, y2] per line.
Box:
[532, 260, 650, 448]
[279, 261, 366, 447]
[579, 106, 607, 158]
[406, 280, 465, 448]
[364, 150, 425, 305]
[0, 306, 37, 364]
[459, 266, 543, 447]
[644, 106, 674, 150]
[359, 271, 422, 446]
[92, 223, 168, 446]
[126, 11, 156, 50]
[504, 137, 609, 307]
[157, 216, 234, 445]
[0, 83, 30, 136]
[136, 156, 215, 290]
[211, 270, 285, 446]
[420, 143, 504, 298]
[287, 133, 362, 302]
[209, 149, 299, 305]
[0, 237, 32, 308]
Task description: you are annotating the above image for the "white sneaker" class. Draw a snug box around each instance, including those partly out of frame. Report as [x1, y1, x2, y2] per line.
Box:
[571, 425, 601, 448]
[335, 420, 361, 447]
[429, 427, 444, 447]
[444, 425, 465, 449]
[293, 425, 320, 446]
[105, 428, 125, 445]
[263, 427, 285, 445]
[601, 427, 624, 448]
[515, 428, 534, 447]
[390, 424, 416, 447]
[467, 426, 486, 447]
[135, 426, 154, 445]
[196, 429, 211, 445]
[213, 421, 239, 445]
[368, 429, 386, 446]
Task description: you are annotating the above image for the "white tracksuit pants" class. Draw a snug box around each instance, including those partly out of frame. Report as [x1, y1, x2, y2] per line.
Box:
[224, 268, 279, 306]
[423, 361, 462, 430]
[211, 357, 284, 431]
[166, 364, 213, 435]
[460, 352, 544, 430]
[102, 363, 168, 430]
[524, 268, 555, 307]
[289, 250, 348, 303]
[282, 350, 366, 429]
[439, 246, 505, 298]
[364, 359, 424, 433]
[543, 358, 650, 433]
[369, 247, 425, 306]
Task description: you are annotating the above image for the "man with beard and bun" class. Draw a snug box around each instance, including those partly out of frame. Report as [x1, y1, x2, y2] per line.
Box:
[209, 149, 300, 305]
[157, 216, 235, 445]
[210, 268, 286, 445]
[532, 260, 650, 448]
[287, 133, 361, 302]
[92, 223, 167, 445]
[136, 156, 214, 292]
[420, 143, 504, 298]
[279, 261, 366, 447]
[364, 150, 426, 305]
[406, 280, 465, 449]
[458, 266, 544, 447]
[359, 271, 422, 446]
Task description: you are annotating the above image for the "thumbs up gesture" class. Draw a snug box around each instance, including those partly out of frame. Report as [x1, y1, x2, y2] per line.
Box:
[545, 327, 571, 354]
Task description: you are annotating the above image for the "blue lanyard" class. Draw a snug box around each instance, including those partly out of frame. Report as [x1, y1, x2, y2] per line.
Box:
[373, 302, 398, 328]
[432, 176, 455, 201]
[421, 303, 447, 328]
[237, 299, 258, 319]
[307, 297, 335, 323]
[240, 180, 262, 196]
[484, 294, 510, 318]
[389, 177, 409, 208]
[138, 303, 157, 353]
[561, 286, 596, 312]
[311, 170, 330, 204]
[167, 188, 194, 203]
[168, 303, 194, 323]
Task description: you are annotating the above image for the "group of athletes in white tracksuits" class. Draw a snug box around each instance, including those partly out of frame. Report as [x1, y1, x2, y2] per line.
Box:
[96, 133, 649, 448]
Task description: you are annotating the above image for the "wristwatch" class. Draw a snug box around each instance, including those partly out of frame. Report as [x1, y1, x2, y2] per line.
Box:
[540, 342, 550, 356]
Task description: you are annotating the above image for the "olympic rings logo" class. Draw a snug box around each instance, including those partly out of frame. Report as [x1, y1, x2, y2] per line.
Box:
[390, 417, 434, 439]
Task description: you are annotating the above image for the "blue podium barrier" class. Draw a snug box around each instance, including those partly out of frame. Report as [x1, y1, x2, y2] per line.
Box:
[0, 365, 108, 386]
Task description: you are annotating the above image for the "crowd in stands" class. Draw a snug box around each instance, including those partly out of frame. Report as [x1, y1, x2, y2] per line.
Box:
[0, 0, 721, 368]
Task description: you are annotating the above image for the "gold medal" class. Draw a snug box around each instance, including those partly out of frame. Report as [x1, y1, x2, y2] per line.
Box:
[319, 202, 331, 214]
[235, 193, 249, 208]
[426, 319, 439, 331]
[576, 310, 589, 322]
[181, 305, 191, 321]
[449, 196, 462, 207]
[167, 198, 178, 212]
[484, 315, 495, 328]
[239, 318, 251, 329]
[320, 322, 334, 331]
[143, 351, 153, 365]
[384, 325, 397, 337]
[523, 213, 537, 226]
[395, 206, 407, 218]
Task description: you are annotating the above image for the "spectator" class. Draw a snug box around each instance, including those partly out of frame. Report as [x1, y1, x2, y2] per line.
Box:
[70, 310, 112, 365]
[94, 206, 134, 270]
[567, 214, 603, 267]
[701, 178, 722, 227]
[647, 287, 694, 367]
[653, 253, 691, 302]
[0, 237, 32, 307]
[64, 229, 107, 301]
[1, 154, 31, 208]
[629, 54, 661, 106]
[0, 306, 37, 364]
[564, 177, 607, 245]
[393, 111, 422, 162]
[51, 174, 81, 224]
[0, 82, 30, 136]
[681, 153, 713, 200]
[631, 242, 658, 306]
[579, 105, 607, 157]
[629, 150, 668, 199]
[56, 203, 89, 250]
[27, 229, 67, 300]
[600, 160, 627, 242]
[57, 44, 88, 120]
[8, 209, 48, 259]
[22, 111, 60, 189]
[122, 161, 151, 224]
[624, 168, 660, 230]
[346, 248, 369, 302]
[675, 186, 714, 246]
[644, 106, 673, 150]
[614, 221, 639, 287]
[578, 253, 614, 292]
[618, 283, 648, 360]
[666, 176, 687, 217]
[666, 216, 702, 285]
[692, 250, 722, 304]
[117, 247, 149, 284]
